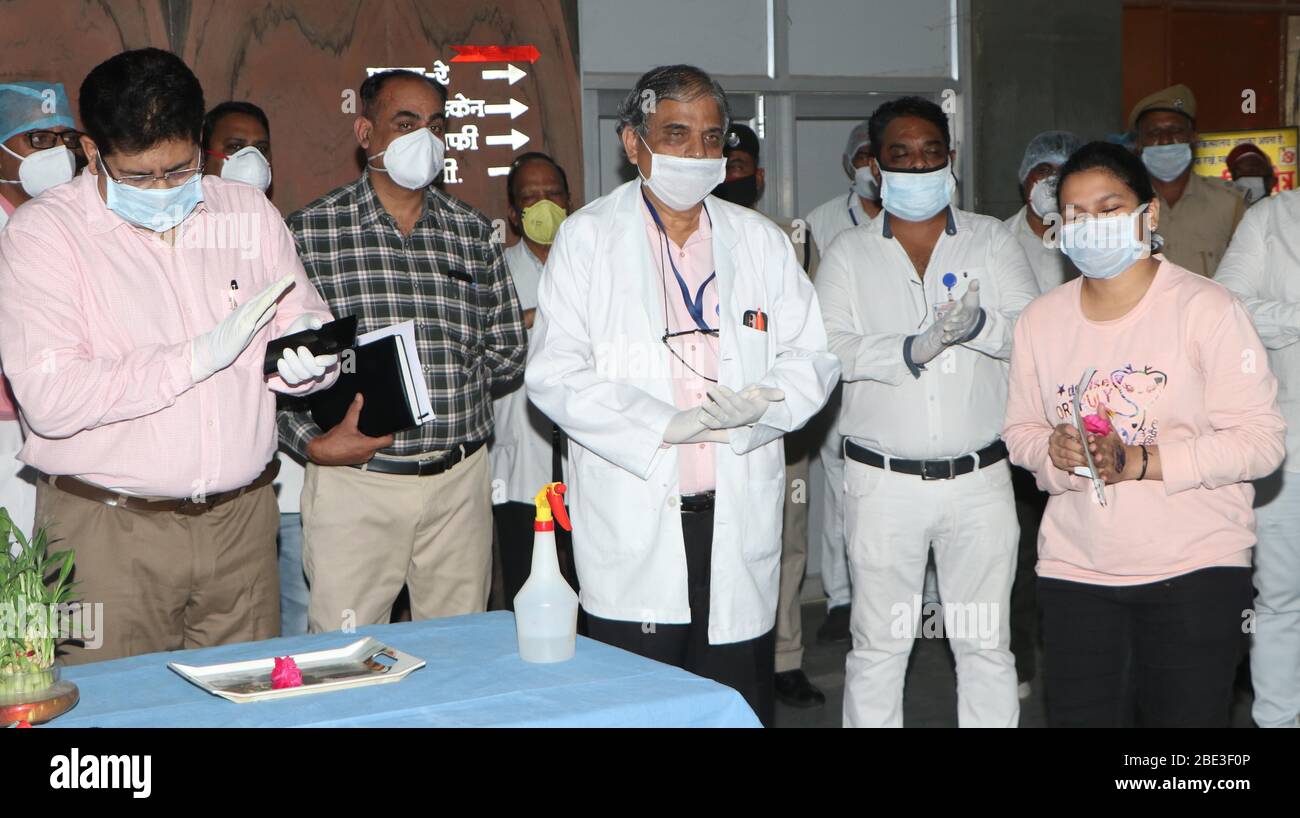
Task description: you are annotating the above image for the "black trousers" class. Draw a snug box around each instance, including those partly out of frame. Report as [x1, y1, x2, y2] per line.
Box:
[584, 507, 777, 727]
[1010, 465, 1046, 684]
[494, 501, 579, 613]
[1038, 566, 1252, 727]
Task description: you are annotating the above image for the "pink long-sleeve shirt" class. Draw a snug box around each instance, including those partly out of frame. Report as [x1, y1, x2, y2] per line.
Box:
[641, 193, 719, 495]
[1003, 258, 1286, 585]
[0, 172, 335, 497]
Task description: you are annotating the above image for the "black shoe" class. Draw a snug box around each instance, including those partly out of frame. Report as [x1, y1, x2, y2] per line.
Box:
[774, 669, 826, 708]
[817, 604, 851, 645]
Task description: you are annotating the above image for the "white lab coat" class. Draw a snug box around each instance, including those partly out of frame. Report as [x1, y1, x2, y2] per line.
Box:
[526, 180, 840, 644]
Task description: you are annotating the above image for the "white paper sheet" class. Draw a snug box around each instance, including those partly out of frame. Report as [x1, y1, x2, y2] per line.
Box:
[357, 320, 435, 425]
[1071, 366, 1107, 507]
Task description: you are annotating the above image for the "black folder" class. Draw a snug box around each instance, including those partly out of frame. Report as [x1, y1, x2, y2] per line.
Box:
[263, 316, 358, 377]
[308, 334, 421, 438]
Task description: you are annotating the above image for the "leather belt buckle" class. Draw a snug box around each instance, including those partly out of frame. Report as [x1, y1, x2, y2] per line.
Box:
[175, 498, 213, 516]
[920, 458, 956, 481]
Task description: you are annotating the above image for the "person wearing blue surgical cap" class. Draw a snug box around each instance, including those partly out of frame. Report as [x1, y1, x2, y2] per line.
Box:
[0, 81, 80, 541]
[0, 82, 81, 230]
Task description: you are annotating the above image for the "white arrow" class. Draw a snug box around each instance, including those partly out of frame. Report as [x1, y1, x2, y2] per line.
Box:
[483, 98, 529, 119]
[488, 166, 511, 177]
[485, 129, 530, 151]
[481, 64, 527, 85]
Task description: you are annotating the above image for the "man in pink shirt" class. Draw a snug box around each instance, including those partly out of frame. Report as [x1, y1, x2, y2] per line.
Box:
[0, 49, 338, 664]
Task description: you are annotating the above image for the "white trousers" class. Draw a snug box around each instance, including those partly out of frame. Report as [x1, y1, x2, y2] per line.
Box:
[842, 456, 1020, 728]
[0, 419, 35, 542]
[813, 386, 852, 609]
[1251, 468, 1300, 728]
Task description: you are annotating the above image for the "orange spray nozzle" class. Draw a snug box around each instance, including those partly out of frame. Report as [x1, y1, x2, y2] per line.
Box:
[533, 482, 572, 532]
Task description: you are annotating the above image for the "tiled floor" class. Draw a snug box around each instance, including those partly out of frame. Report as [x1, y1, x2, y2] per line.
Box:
[775, 601, 1256, 728]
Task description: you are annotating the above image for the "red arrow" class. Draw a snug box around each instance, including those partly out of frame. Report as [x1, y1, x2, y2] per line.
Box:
[450, 45, 541, 63]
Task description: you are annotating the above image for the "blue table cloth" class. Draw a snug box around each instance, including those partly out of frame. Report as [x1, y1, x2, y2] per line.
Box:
[48, 612, 761, 727]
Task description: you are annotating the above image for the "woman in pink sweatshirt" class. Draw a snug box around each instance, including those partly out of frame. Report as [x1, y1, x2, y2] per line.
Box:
[1003, 142, 1286, 727]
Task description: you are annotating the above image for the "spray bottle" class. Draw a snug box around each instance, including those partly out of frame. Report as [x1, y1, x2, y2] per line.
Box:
[514, 482, 579, 663]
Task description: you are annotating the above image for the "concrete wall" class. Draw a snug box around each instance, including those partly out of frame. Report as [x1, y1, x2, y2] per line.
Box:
[970, 0, 1124, 219]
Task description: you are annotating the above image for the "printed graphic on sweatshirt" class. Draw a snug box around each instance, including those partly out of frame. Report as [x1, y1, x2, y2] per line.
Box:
[1053, 364, 1167, 445]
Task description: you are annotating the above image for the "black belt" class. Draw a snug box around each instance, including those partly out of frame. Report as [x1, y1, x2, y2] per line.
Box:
[844, 439, 1007, 480]
[353, 441, 486, 477]
[680, 491, 715, 513]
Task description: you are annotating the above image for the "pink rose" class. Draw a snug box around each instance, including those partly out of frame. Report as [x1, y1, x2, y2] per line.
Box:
[1083, 413, 1113, 437]
[271, 656, 303, 689]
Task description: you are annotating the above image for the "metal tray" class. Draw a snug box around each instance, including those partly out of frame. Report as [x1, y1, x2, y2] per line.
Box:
[168, 637, 425, 703]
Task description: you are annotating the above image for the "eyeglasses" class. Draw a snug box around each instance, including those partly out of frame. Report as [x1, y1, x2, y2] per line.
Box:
[98, 151, 203, 189]
[661, 328, 720, 383]
[653, 231, 719, 384]
[24, 130, 84, 151]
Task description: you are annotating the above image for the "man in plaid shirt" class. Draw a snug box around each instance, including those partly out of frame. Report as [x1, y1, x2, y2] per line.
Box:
[280, 70, 526, 632]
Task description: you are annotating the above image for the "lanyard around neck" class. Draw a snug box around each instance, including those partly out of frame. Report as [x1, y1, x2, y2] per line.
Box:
[642, 189, 716, 332]
[847, 192, 860, 227]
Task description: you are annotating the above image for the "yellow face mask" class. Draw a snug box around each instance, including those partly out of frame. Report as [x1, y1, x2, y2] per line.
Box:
[521, 199, 567, 245]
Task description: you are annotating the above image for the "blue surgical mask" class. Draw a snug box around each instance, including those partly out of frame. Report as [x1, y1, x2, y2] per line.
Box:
[1141, 143, 1192, 182]
[879, 163, 956, 221]
[99, 154, 204, 231]
[1059, 209, 1151, 280]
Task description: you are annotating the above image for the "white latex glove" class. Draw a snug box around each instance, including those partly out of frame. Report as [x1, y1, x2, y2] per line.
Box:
[274, 314, 339, 385]
[908, 319, 947, 367]
[277, 345, 337, 385]
[190, 275, 294, 383]
[699, 384, 785, 430]
[940, 279, 982, 344]
[663, 408, 730, 445]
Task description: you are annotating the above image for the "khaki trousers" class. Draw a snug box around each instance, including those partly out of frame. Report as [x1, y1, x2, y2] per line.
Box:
[35, 479, 280, 666]
[301, 446, 493, 633]
[776, 431, 813, 673]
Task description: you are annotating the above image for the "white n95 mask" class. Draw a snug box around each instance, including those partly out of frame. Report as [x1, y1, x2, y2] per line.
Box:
[1029, 175, 1059, 218]
[0, 142, 76, 197]
[852, 165, 879, 201]
[637, 133, 726, 212]
[1234, 176, 1268, 205]
[220, 145, 272, 192]
[368, 128, 445, 190]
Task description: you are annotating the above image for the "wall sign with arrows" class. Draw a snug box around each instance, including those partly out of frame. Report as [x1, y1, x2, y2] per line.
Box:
[368, 45, 539, 186]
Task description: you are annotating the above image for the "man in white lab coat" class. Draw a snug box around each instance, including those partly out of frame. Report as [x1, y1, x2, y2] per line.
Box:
[526, 64, 839, 726]
[1215, 189, 1300, 728]
[816, 96, 1039, 728]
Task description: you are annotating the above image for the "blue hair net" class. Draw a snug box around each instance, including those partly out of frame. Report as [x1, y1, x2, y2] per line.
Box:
[0, 82, 75, 145]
